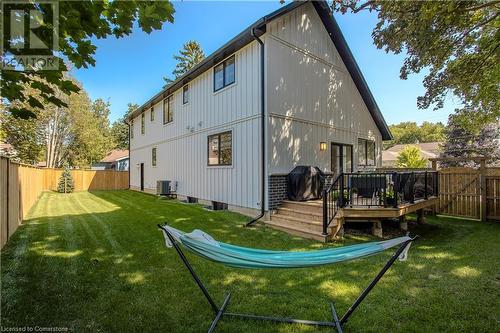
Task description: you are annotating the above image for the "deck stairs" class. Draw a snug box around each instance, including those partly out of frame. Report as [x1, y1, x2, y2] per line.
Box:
[266, 200, 342, 242]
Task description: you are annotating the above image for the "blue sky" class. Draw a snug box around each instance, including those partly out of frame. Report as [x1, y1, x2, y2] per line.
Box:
[72, 1, 458, 125]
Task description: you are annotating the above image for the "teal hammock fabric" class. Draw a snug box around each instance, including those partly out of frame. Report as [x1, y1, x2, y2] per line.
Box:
[161, 226, 412, 269]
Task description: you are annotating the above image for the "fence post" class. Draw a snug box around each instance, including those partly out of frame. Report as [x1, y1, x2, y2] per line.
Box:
[480, 158, 487, 221]
[6, 157, 9, 243]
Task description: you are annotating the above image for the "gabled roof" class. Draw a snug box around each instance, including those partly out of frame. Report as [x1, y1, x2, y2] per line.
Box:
[383, 142, 443, 162]
[0, 142, 13, 151]
[128, 0, 392, 140]
[100, 149, 129, 163]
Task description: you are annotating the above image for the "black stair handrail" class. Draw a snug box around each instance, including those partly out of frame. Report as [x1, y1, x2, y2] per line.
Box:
[322, 173, 344, 236]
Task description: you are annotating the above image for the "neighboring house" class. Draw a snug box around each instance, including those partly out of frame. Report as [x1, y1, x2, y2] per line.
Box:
[91, 149, 129, 171]
[0, 142, 17, 159]
[127, 1, 392, 216]
[382, 142, 442, 168]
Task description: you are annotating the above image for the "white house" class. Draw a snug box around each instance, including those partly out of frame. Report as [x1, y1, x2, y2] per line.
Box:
[91, 149, 129, 171]
[127, 1, 392, 217]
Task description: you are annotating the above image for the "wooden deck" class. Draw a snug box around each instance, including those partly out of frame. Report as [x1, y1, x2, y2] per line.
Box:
[266, 197, 438, 242]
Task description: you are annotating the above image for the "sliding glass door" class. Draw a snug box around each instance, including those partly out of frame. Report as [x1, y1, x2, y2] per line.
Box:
[331, 143, 353, 176]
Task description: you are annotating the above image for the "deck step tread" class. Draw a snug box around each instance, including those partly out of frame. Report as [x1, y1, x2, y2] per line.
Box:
[264, 220, 329, 242]
[271, 213, 338, 227]
[276, 207, 323, 218]
[281, 200, 323, 207]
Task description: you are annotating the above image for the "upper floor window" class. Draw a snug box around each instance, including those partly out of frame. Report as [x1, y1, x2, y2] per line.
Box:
[163, 96, 173, 124]
[183, 85, 189, 104]
[152, 147, 157, 167]
[358, 138, 376, 166]
[214, 55, 235, 92]
[208, 131, 232, 166]
[141, 113, 145, 135]
[150, 107, 154, 121]
[130, 119, 134, 139]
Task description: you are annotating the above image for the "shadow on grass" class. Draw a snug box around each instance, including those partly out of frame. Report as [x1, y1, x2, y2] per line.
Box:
[1, 190, 499, 333]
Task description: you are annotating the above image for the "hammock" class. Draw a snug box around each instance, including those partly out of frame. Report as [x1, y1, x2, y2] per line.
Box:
[158, 223, 417, 333]
[160, 225, 413, 269]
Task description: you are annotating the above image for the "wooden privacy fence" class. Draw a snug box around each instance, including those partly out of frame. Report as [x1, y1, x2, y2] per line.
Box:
[43, 169, 129, 191]
[1, 157, 129, 248]
[437, 166, 500, 221]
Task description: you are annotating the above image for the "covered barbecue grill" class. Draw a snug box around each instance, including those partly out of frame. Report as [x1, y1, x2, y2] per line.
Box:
[287, 166, 325, 201]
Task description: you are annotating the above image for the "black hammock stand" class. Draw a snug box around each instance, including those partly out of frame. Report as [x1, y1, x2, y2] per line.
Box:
[158, 224, 417, 333]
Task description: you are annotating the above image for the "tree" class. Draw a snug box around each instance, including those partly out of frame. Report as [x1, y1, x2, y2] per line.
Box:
[1, 76, 114, 167]
[57, 166, 74, 193]
[419, 121, 447, 143]
[1, 112, 45, 164]
[440, 115, 500, 167]
[110, 103, 137, 150]
[66, 98, 115, 168]
[164, 40, 205, 85]
[385, 121, 446, 148]
[396, 145, 428, 168]
[2, 1, 175, 119]
[335, 1, 500, 130]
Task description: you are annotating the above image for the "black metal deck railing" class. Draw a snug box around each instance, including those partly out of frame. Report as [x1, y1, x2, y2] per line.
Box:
[322, 171, 438, 235]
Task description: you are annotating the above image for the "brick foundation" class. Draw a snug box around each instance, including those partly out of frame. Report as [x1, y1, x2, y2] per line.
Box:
[268, 175, 288, 211]
[268, 173, 333, 211]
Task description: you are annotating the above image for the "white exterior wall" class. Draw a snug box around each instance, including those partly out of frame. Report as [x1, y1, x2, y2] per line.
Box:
[266, 3, 383, 174]
[129, 42, 262, 211]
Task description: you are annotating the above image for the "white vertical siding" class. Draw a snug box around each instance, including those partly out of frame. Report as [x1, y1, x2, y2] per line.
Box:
[130, 42, 262, 210]
[265, 2, 383, 174]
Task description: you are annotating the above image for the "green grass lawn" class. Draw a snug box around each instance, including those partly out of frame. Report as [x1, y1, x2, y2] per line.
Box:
[1, 190, 499, 332]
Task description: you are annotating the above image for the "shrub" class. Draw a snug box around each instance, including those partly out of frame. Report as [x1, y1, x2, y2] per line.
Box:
[57, 166, 74, 193]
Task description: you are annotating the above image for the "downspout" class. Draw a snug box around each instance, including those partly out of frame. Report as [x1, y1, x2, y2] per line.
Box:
[246, 26, 266, 227]
[125, 119, 131, 189]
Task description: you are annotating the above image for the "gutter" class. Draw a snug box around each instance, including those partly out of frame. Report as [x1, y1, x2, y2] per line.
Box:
[126, 120, 131, 189]
[246, 26, 266, 227]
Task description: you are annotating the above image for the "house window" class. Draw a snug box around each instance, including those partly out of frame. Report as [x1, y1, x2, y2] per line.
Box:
[213, 56, 235, 92]
[150, 107, 154, 121]
[183, 85, 189, 104]
[141, 113, 145, 135]
[130, 119, 134, 139]
[358, 138, 376, 166]
[152, 147, 157, 167]
[208, 131, 232, 166]
[163, 96, 173, 124]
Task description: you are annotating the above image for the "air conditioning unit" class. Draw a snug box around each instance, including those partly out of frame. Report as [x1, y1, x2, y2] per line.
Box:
[157, 181, 170, 196]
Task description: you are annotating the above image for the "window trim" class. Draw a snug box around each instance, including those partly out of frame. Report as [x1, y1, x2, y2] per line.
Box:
[207, 130, 233, 166]
[213, 55, 235, 92]
[150, 107, 154, 121]
[141, 113, 145, 135]
[357, 138, 376, 167]
[152, 147, 157, 167]
[182, 85, 189, 105]
[163, 95, 173, 125]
